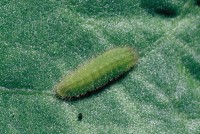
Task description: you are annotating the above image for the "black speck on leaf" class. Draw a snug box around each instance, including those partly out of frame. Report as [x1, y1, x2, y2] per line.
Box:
[78, 113, 83, 121]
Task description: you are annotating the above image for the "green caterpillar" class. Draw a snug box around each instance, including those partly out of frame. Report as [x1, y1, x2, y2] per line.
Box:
[54, 47, 138, 98]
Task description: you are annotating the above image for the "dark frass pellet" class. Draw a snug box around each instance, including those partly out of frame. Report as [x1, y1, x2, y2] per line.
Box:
[78, 113, 83, 121]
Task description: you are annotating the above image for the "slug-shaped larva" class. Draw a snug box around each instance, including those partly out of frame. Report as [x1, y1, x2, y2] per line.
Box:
[54, 47, 138, 98]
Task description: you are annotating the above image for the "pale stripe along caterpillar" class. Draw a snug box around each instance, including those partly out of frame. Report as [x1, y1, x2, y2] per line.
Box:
[54, 47, 138, 98]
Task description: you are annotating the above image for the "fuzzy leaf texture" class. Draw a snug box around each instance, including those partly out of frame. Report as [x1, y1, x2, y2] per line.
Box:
[0, 0, 200, 134]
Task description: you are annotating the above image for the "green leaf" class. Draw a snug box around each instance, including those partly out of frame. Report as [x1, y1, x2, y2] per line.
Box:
[0, 0, 200, 133]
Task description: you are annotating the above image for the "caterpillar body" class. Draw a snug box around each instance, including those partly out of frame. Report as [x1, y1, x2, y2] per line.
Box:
[54, 47, 138, 98]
